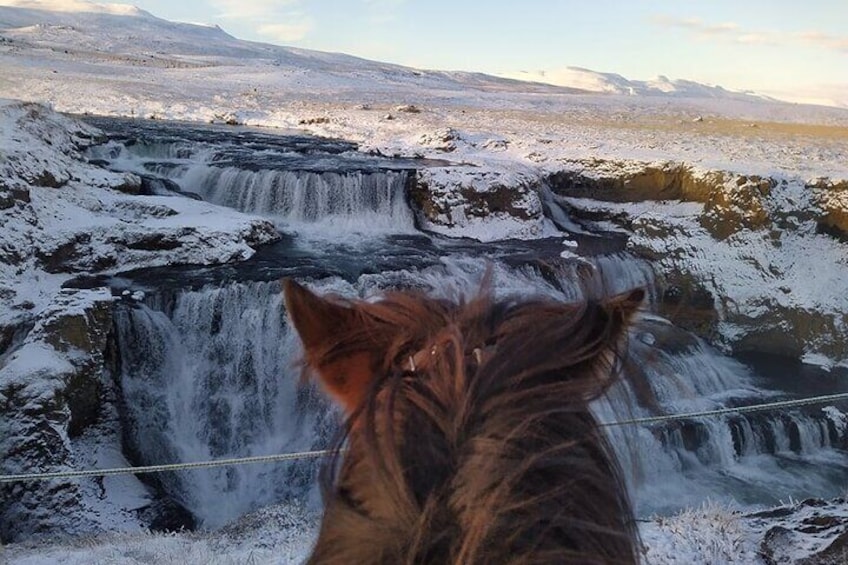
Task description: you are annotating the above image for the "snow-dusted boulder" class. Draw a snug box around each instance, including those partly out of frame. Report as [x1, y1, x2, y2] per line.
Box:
[808, 177, 848, 239]
[410, 166, 558, 241]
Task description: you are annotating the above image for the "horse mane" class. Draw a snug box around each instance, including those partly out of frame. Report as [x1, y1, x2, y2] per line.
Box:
[285, 280, 642, 564]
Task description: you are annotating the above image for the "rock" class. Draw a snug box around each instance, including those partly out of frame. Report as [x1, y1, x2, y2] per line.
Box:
[729, 302, 847, 361]
[31, 169, 70, 188]
[136, 498, 197, 533]
[547, 160, 726, 203]
[700, 175, 774, 240]
[123, 232, 183, 252]
[800, 530, 848, 564]
[37, 292, 114, 436]
[35, 233, 118, 274]
[408, 167, 554, 240]
[555, 161, 848, 364]
[808, 178, 848, 241]
[0, 289, 114, 542]
[656, 272, 719, 338]
[418, 128, 461, 152]
[138, 175, 182, 196]
[752, 499, 848, 565]
[760, 526, 795, 564]
[482, 138, 509, 151]
[111, 172, 143, 195]
[298, 116, 330, 125]
[211, 112, 242, 126]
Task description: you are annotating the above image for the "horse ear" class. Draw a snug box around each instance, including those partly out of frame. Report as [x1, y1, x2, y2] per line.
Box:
[602, 287, 645, 327]
[282, 279, 377, 413]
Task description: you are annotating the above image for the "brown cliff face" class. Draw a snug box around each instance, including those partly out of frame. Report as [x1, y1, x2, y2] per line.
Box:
[546, 159, 848, 363]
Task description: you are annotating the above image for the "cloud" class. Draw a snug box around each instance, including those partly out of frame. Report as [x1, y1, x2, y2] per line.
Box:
[796, 31, 848, 52]
[211, 0, 299, 20]
[653, 16, 739, 37]
[257, 21, 312, 43]
[654, 15, 847, 53]
[208, 0, 312, 43]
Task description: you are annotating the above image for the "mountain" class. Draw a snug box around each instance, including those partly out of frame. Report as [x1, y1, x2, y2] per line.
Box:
[502, 67, 778, 102]
[0, 0, 591, 96]
[0, 0, 775, 102]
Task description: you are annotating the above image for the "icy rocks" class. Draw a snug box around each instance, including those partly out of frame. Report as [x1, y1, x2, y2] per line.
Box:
[808, 177, 848, 240]
[0, 101, 283, 541]
[546, 160, 725, 203]
[751, 498, 848, 565]
[549, 159, 848, 365]
[417, 128, 461, 152]
[409, 166, 557, 241]
[0, 289, 112, 542]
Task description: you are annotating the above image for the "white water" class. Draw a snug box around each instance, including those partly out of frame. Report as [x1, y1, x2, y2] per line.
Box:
[89, 137, 418, 236]
[181, 166, 416, 234]
[113, 257, 848, 528]
[114, 282, 334, 528]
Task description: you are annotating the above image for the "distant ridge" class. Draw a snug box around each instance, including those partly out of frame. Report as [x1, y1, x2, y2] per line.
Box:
[502, 67, 777, 102]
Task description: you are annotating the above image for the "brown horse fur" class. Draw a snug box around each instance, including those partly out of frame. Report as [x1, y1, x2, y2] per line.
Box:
[283, 278, 644, 564]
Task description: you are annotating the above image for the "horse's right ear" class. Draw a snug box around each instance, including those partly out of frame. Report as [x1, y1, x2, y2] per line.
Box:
[601, 287, 645, 328]
[282, 279, 377, 413]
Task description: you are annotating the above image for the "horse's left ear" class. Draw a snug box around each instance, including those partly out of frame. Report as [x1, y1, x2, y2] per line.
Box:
[282, 279, 379, 413]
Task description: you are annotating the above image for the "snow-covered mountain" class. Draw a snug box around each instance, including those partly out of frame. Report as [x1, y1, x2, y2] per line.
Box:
[0, 0, 589, 96]
[0, 0, 776, 103]
[503, 66, 777, 102]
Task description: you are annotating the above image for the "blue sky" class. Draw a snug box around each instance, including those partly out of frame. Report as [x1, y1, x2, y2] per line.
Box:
[125, 1, 847, 101]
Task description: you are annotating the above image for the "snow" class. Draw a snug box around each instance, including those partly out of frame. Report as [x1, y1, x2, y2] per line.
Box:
[0, 1, 147, 17]
[6, 497, 848, 564]
[0, 100, 279, 329]
[500, 66, 777, 103]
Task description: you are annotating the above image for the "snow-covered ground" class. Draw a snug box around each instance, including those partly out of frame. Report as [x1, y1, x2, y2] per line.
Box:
[2, 1, 848, 563]
[4, 496, 848, 564]
[0, 99, 279, 327]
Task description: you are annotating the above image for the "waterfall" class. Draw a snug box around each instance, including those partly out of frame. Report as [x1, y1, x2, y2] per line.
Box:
[113, 257, 848, 528]
[85, 127, 418, 235]
[398, 257, 848, 515]
[114, 281, 335, 528]
[176, 166, 416, 234]
[90, 118, 848, 528]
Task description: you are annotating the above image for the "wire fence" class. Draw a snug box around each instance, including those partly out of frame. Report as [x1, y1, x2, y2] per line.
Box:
[2, 391, 847, 484]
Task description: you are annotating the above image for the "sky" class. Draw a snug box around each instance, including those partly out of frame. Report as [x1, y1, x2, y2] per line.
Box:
[14, 1, 848, 104]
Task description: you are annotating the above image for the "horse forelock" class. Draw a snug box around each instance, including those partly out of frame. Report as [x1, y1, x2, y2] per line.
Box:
[307, 288, 641, 565]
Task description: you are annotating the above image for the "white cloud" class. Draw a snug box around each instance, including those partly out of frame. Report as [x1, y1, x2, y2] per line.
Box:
[796, 31, 848, 52]
[207, 0, 312, 44]
[654, 15, 847, 53]
[653, 16, 739, 36]
[257, 21, 312, 43]
[210, 0, 299, 20]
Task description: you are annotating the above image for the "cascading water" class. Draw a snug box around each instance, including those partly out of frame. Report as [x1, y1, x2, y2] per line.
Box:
[112, 253, 848, 528]
[384, 257, 848, 515]
[86, 119, 419, 235]
[178, 167, 416, 233]
[113, 281, 335, 528]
